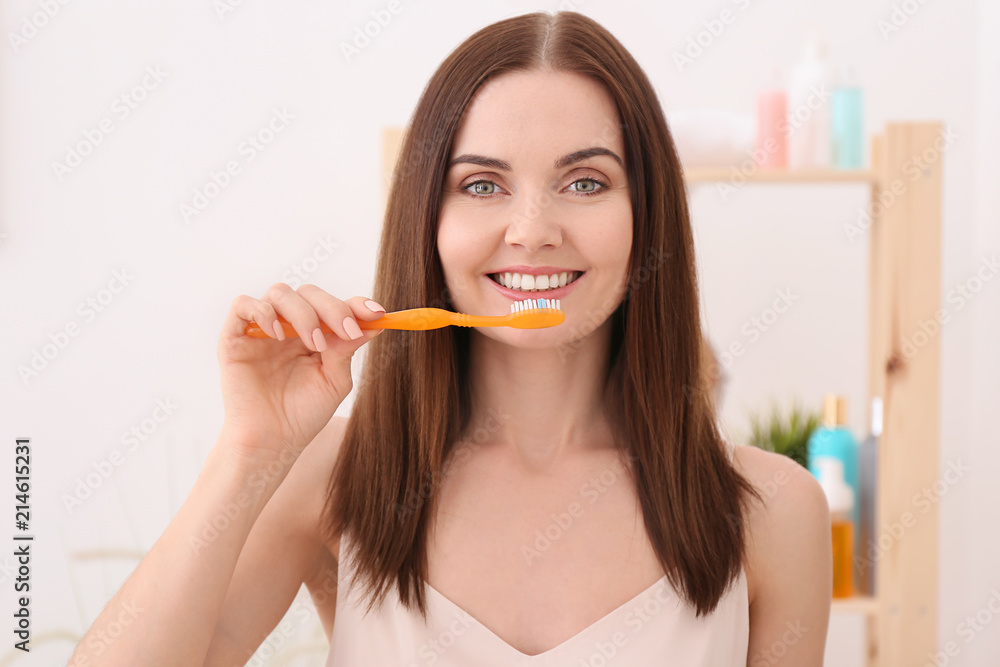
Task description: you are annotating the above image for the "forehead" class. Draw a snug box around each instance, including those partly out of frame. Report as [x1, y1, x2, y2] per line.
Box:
[450, 69, 624, 160]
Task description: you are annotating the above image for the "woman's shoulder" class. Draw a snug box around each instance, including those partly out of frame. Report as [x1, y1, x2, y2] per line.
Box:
[728, 442, 830, 607]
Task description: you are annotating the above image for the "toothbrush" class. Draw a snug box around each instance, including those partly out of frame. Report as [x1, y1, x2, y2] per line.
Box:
[243, 297, 564, 337]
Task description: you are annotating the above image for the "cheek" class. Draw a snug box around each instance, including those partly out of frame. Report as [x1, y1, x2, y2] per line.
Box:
[584, 209, 632, 275]
[436, 213, 491, 291]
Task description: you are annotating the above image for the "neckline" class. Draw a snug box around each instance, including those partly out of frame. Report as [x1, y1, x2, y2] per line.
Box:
[421, 573, 672, 659]
[339, 532, 747, 659]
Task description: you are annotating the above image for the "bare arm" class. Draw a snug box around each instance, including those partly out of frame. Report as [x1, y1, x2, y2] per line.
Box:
[67, 433, 294, 667]
[68, 285, 384, 666]
[203, 415, 348, 665]
[738, 447, 832, 667]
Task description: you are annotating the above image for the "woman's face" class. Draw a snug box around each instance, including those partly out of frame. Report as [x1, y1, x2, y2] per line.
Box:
[437, 69, 633, 350]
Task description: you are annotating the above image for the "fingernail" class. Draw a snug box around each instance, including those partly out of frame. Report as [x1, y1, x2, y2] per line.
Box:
[343, 317, 363, 340]
[272, 320, 285, 341]
[365, 300, 386, 313]
[311, 327, 327, 352]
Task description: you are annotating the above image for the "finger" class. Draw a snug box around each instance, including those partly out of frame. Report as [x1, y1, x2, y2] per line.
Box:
[262, 282, 325, 351]
[297, 288, 381, 346]
[225, 294, 281, 339]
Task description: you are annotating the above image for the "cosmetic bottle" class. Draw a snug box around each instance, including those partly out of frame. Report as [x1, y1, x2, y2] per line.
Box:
[787, 32, 832, 169]
[816, 457, 855, 598]
[856, 396, 881, 596]
[808, 394, 859, 528]
[831, 65, 865, 169]
[755, 66, 788, 169]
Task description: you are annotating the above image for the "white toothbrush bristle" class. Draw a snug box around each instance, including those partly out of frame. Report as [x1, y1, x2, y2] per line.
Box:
[509, 297, 561, 314]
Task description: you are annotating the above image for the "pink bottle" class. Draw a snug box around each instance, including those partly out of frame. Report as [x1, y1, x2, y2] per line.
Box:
[755, 67, 788, 169]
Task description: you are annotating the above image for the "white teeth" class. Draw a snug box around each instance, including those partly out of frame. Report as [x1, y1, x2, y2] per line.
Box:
[492, 271, 581, 292]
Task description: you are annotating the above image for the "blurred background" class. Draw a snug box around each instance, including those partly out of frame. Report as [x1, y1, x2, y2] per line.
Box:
[1, 0, 997, 664]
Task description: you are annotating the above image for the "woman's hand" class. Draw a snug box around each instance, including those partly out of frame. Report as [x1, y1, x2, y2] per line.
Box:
[216, 283, 385, 467]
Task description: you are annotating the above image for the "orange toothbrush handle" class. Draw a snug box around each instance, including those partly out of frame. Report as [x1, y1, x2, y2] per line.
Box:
[243, 308, 460, 337]
[357, 308, 457, 330]
[242, 307, 560, 337]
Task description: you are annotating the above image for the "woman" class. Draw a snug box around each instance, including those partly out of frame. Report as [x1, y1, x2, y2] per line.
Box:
[71, 11, 831, 666]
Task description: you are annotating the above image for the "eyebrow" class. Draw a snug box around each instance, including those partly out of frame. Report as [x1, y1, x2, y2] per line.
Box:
[448, 146, 624, 171]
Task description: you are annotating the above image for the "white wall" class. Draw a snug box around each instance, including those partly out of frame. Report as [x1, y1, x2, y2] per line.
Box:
[0, 0, 994, 665]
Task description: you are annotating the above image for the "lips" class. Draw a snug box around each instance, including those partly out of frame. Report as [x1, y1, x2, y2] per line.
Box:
[486, 271, 584, 299]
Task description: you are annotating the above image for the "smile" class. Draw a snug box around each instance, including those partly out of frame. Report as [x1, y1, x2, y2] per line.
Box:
[488, 271, 583, 292]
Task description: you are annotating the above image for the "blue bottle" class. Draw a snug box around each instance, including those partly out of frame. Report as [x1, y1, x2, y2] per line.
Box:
[808, 394, 859, 528]
[831, 66, 864, 169]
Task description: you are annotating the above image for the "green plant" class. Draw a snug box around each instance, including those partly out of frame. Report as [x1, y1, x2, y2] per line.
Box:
[746, 400, 822, 468]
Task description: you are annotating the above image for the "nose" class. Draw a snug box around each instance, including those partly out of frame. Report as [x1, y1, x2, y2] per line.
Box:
[504, 197, 563, 253]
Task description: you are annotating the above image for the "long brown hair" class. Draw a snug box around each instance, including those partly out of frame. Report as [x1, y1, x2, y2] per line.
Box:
[322, 10, 762, 619]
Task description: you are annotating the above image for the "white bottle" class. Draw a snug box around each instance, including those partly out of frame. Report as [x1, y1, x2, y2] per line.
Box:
[787, 32, 833, 169]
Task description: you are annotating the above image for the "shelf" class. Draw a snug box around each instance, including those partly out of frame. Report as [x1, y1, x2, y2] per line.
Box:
[832, 595, 879, 616]
[682, 167, 878, 184]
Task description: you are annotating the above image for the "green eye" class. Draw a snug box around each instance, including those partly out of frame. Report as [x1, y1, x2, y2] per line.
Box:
[570, 178, 601, 193]
[467, 181, 497, 195]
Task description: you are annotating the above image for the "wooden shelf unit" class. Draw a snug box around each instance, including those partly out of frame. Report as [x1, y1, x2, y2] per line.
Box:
[684, 123, 944, 667]
[381, 121, 944, 667]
